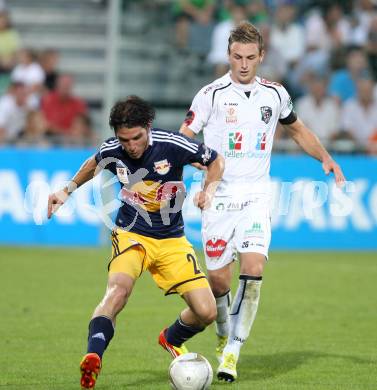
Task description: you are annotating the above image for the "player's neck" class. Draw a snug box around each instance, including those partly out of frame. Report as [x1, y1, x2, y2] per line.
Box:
[230, 73, 257, 92]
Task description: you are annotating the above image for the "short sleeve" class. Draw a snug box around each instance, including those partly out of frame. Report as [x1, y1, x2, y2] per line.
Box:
[186, 142, 218, 166]
[173, 132, 218, 166]
[183, 86, 212, 134]
[94, 150, 102, 164]
[278, 85, 297, 125]
[95, 137, 118, 164]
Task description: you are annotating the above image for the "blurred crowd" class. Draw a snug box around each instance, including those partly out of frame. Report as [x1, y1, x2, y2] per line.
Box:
[0, 6, 95, 147]
[2, 0, 377, 154]
[170, 0, 377, 154]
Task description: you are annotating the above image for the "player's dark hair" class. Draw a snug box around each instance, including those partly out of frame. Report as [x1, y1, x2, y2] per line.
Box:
[228, 21, 264, 54]
[109, 95, 155, 133]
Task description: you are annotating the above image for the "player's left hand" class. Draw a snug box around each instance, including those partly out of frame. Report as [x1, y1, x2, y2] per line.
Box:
[322, 158, 345, 187]
[194, 190, 212, 210]
[47, 189, 70, 219]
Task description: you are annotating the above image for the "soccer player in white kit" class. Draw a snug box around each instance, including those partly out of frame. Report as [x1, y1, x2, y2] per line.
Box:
[180, 21, 345, 382]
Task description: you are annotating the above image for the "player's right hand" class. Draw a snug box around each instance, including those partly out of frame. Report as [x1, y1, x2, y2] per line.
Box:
[322, 158, 345, 187]
[47, 189, 69, 219]
[194, 190, 212, 210]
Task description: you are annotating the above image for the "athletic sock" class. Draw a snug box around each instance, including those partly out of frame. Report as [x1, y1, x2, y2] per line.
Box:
[223, 275, 262, 359]
[166, 317, 204, 347]
[87, 316, 115, 359]
[215, 290, 232, 337]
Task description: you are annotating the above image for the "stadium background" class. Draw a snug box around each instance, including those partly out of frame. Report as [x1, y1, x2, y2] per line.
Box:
[0, 1, 376, 389]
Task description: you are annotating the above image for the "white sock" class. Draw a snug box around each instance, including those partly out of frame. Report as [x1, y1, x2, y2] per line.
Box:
[215, 290, 232, 337]
[223, 275, 262, 359]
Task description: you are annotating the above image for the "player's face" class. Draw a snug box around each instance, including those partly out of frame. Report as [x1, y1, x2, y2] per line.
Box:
[116, 126, 149, 159]
[228, 42, 264, 84]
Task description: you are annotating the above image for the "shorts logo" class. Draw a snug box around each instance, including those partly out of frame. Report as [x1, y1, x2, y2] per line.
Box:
[244, 221, 264, 239]
[227, 202, 242, 211]
[184, 110, 195, 126]
[229, 132, 242, 150]
[206, 237, 227, 258]
[250, 222, 263, 233]
[260, 106, 272, 124]
[154, 159, 171, 175]
[216, 202, 225, 211]
[256, 132, 266, 151]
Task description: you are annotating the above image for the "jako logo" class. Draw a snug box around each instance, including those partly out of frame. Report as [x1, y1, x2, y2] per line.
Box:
[229, 132, 242, 150]
[256, 132, 266, 150]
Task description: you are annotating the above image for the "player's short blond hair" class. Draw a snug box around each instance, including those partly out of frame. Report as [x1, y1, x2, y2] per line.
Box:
[228, 21, 264, 54]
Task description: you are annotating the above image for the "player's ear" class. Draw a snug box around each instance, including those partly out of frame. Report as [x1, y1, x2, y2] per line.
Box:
[259, 50, 264, 63]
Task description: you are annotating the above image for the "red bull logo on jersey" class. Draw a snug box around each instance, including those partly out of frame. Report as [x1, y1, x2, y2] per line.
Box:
[206, 237, 227, 258]
[256, 132, 266, 151]
[119, 187, 149, 207]
[229, 132, 242, 150]
[119, 180, 185, 212]
[153, 159, 172, 175]
[155, 181, 184, 201]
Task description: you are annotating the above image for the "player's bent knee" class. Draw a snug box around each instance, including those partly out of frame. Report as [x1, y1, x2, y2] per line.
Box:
[195, 303, 217, 326]
[208, 271, 230, 297]
[240, 253, 266, 277]
[206, 306, 218, 325]
[240, 264, 264, 277]
[208, 275, 230, 297]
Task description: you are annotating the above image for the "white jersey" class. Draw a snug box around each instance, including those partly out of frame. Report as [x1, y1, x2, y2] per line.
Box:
[185, 72, 296, 195]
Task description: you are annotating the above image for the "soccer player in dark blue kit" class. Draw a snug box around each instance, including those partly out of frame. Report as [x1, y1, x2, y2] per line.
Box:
[47, 96, 224, 389]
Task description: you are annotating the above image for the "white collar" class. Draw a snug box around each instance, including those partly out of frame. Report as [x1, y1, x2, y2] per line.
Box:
[229, 72, 258, 92]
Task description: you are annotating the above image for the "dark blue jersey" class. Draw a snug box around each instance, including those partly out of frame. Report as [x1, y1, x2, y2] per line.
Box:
[95, 128, 218, 239]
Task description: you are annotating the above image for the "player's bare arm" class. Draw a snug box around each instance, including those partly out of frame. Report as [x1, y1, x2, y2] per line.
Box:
[194, 154, 225, 210]
[180, 124, 196, 139]
[47, 155, 98, 219]
[284, 118, 345, 185]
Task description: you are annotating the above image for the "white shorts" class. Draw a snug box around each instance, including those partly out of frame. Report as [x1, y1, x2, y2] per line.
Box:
[202, 194, 271, 271]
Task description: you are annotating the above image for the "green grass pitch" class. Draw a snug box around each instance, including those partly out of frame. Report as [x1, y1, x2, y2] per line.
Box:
[1, 247, 376, 389]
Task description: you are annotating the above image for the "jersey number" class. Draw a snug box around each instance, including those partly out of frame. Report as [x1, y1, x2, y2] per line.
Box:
[187, 254, 201, 275]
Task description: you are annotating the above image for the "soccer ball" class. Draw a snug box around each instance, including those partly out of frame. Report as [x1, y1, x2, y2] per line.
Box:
[169, 352, 213, 390]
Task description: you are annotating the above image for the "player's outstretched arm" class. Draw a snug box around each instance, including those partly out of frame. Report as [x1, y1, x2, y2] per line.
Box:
[284, 118, 345, 186]
[180, 125, 196, 139]
[47, 155, 98, 219]
[194, 154, 225, 210]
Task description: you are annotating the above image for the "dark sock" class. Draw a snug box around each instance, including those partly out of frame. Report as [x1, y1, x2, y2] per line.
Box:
[87, 316, 114, 359]
[166, 317, 204, 347]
